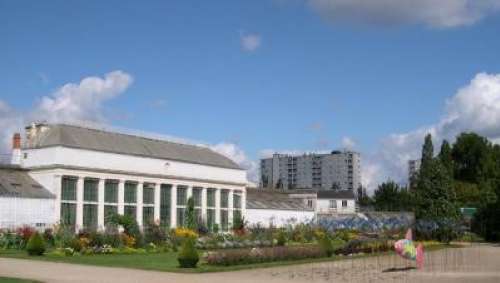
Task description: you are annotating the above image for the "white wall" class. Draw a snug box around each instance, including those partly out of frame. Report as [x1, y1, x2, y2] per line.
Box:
[22, 146, 247, 185]
[246, 208, 314, 228]
[0, 197, 56, 229]
[316, 199, 356, 214]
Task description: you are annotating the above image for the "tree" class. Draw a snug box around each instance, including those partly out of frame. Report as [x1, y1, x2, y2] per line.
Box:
[421, 134, 434, 169]
[331, 182, 340, 191]
[439, 139, 453, 177]
[356, 185, 372, 207]
[185, 197, 197, 230]
[373, 181, 405, 211]
[452, 133, 495, 183]
[415, 158, 459, 220]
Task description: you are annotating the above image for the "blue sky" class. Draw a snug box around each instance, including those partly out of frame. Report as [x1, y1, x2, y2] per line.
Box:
[2, 1, 500, 187]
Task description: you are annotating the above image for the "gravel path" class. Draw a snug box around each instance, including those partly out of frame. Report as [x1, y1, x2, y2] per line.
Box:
[1, 244, 499, 283]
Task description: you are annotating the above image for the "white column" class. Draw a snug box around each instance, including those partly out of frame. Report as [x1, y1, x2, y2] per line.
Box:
[118, 180, 125, 215]
[137, 182, 143, 227]
[154, 183, 161, 223]
[215, 188, 221, 225]
[53, 174, 62, 225]
[170, 185, 177, 228]
[201, 188, 207, 223]
[76, 177, 84, 230]
[228, 189, 234, 229]
[97, 179, 105, 230]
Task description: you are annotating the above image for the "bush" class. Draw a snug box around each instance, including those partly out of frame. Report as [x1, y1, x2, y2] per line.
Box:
[17, 226, 35, 248]
[177, 238, 199, 268]
[204, 245, 326, 266]
[144, 223, 167, 245]
[276, 230, 287, 247]
[26, 232, 46, 256]
[319, 236, 334, 257]
[43, 228, 55, 247]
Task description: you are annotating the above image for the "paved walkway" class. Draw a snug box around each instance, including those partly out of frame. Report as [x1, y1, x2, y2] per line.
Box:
[1, 245, 500, 283]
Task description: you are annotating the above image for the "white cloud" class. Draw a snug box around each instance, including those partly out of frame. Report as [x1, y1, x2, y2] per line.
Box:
[240, 33, 262, 52]
[32, 70, 133, 124]
[341, 136, 356, 149]
[211, 143, 257, 183]
[308, 0, 500, 28]
[0, 71, 133, 156]
[364, 73, 500, 192]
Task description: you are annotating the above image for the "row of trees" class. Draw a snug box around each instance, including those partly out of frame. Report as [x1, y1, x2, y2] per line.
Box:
[362, 132, 500, 241]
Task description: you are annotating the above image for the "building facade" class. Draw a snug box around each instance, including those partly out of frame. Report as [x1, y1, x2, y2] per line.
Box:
[260, 151, 361, 191]
[408, 159, 421, 186]
[4, 123, 247, 232]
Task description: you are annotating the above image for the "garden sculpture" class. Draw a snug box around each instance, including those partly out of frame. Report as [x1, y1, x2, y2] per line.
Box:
[394, 229, 424, 269]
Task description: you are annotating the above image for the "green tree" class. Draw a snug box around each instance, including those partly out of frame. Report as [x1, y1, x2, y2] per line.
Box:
[421, 134, 434, 169]
[185, 197, 197, 230]
[439, 139, 453, 177]
[373, 181, 405, 211]
[415, 158, 459, 220]
[452, 133, 495, 183]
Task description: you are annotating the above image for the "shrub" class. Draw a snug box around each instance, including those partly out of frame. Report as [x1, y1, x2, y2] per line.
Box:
[43, 228, 55, 247]
[121, 234, 136, 248]
[103, 232, 122, 248]
[174, 227, 198, 239]
[17, 226, 35, 248]
[204, 245, 326, 266]
[276, 230, 287, 247]
[318, 236, 334, 257]
[109, 214, 144, 247]
[177, 238, 199, 268]
[144, 223, 167, 245]
[69, 238, 83, 252]
[26, 232, 46, 256]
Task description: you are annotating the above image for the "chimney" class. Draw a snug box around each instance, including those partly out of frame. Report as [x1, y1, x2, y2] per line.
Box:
[13, 133, 21, 149]
[11, 133, 22, 165]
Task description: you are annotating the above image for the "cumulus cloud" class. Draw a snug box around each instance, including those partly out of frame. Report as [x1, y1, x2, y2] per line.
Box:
[364, 73, 500, 192]
[32, 70, 133, 124]
[240, 33, 262, 52]
[211, 143, 257, 183]
[0, 71, 133, 155]
[308, 0, 500, 28]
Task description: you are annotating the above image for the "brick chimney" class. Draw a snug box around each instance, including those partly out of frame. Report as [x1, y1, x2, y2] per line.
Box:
[11, 133, 22, 165]
[12, 133, 21, 149]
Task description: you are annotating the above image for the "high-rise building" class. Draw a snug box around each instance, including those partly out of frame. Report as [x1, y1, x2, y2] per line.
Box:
[260, 151, 361, 191]
[408, 159, 421, 186]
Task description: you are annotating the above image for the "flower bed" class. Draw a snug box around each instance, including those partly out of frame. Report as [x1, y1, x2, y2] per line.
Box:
[204, 245, 327, 266]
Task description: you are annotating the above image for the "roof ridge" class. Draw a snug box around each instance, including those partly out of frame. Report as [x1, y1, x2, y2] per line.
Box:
[53, 123, 211, 150]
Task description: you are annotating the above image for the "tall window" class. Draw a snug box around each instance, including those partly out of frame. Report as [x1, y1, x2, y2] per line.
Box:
[176, 186, 187, 227]
[104, 180, 118, 226]
[83, 179, 98, 202]
[61, 177, 77, 229]
[233, 192, 242, 225]
[220, 190, 229, 232]
[124, 182, 137, 220]
[83, 179, 98, 230]
[206, 188, 216, 231]
[104, 180, 118, 203]
[192, 187, 202, 223]
[143, 184, 155, 226]
[342, 200, 348, 207]
[61, 177, 77, 201]
[160, 184, 172, 227]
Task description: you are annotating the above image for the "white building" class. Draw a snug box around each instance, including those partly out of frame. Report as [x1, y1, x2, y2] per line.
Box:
[315, 190, 356, 214]
[408, 159, 421, 185]
[1, 123, 247, 232]
[245, 189, 314, 227]
[260, 151, 361, 191]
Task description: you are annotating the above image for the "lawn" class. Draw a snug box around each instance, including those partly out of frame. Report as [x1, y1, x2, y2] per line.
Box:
[0, 277, 42, 283]
[0, 244, 457, 274]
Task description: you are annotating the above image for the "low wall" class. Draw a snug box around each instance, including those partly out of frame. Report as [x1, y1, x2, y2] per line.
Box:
[316, 211, 415, 232]
[246, 208, 315, 228]
[0, 197, 56, 230]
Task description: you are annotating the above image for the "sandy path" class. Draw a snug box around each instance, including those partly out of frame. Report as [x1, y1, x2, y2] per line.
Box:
[1, 244, 499, 283]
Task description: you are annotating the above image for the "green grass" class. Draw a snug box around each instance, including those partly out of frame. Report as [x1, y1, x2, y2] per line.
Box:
[0, 244, 457, 274]
[0, 277, 42, 283]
